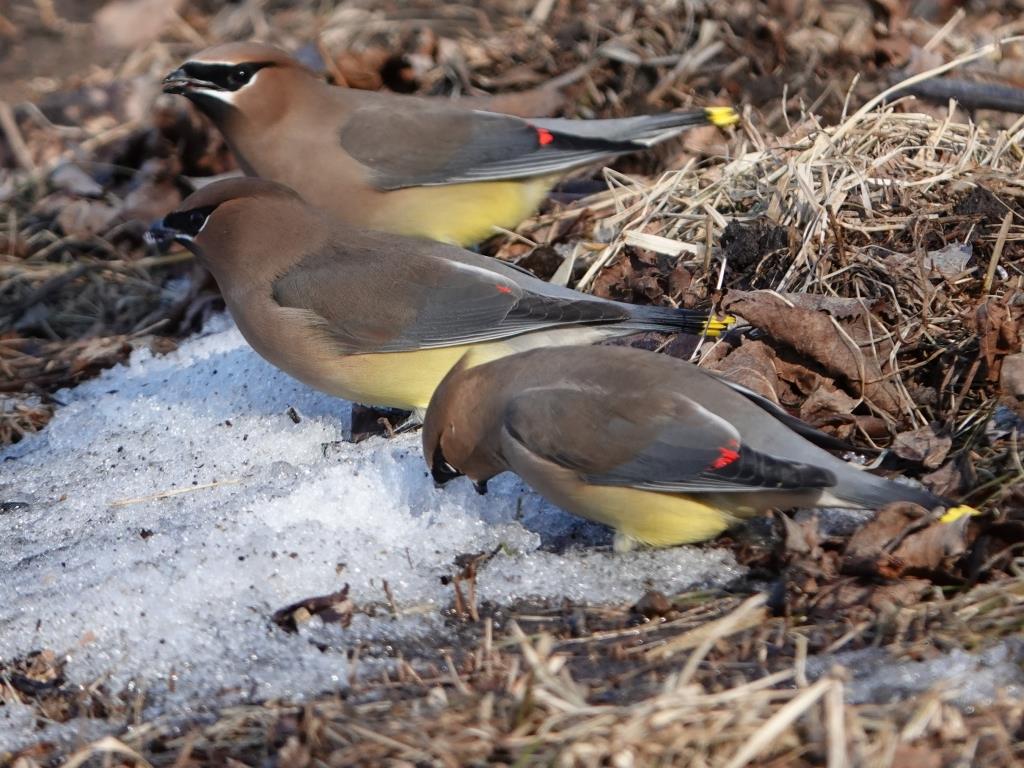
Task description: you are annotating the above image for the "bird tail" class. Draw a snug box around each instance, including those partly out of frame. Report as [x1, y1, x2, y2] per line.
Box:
[830, 464, 979, 519]
[621, 304, 735, 338]
[701, 313, 735, 337]
[531, 106, 739, 148]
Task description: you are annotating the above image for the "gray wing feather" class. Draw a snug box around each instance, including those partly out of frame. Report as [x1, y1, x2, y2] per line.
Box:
[531, 111, 711, 146]
[385, 263, 629, 349]
[339, 102, 699, 188]
[504, 387, 835, 494]
[270, 238, 634, 354]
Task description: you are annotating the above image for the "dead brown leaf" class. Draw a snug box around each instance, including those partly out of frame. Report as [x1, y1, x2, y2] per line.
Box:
[975, 296, 1022, 383]
[891, 515, 974, 573]
[773, 355, 825, 402]
[891, 425, 952, 470]
[271, 586, 353, 633]
[798, 382, 860, 432]
[592, 250, 676, 307]
[707, 338, 780, 402]
[999, 352, 1024, 416]
[723, 290, 903, 416]
[808, 578, 933, 618]
[921, 459, 965, 498]
[779, 511, 820, 556]
[842, 503, 973, 579]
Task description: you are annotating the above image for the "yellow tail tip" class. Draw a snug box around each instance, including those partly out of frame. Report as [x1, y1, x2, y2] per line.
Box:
[702, 314, 736, 338]
[705, 106, 740, 128]
[939, 505, 981, 524]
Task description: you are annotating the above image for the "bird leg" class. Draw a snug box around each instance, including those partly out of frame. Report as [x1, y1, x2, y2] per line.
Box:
[349, 404, 413, 442]
[612, 531, 643, 553]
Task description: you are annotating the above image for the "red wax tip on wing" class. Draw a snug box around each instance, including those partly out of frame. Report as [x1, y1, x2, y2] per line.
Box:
[536, 128, 555, 146]
[711, 447, 740, 470]
[496, 284, 513, 294]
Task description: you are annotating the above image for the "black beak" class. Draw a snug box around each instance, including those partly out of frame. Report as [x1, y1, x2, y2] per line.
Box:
[144, 222, 186, 253]
[430, 446, 464, 488]
[431, 463, 463, 487]
[162, 69, 220, 95]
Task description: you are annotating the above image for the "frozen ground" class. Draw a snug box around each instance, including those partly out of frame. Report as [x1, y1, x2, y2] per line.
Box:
[0, 316, 743, 751]
[809, 641, 1024, 709]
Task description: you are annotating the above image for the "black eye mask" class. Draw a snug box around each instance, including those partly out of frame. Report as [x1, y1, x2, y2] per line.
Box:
[164, 205, 218, 237]
[430, 445, 463, 487]
[145, 204, 219, 252]
[169, 61, 276, 92]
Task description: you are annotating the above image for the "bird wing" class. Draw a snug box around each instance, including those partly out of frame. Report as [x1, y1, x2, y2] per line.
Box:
[338, 101, 625, 189]
[270, 237, 632, 354]
[503, 386, 836, 494]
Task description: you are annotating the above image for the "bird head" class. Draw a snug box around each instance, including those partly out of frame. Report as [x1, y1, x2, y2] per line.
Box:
[422, 371, 468, 489]
[147, 178, 315, 281]
[422, 353, 503, 495]
[163, 42, 312, 125]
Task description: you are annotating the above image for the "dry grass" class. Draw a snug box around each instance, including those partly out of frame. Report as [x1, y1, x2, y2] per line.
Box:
[11, 574, 1018, 768]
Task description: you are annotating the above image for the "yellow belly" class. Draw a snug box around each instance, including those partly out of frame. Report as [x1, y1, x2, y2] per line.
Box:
[332, 346, 500, 411]
[505, 444, 750, 548]
[371, 176, 557, 245]
[326, 327, 613, 410]
[569, 485, 742, 547]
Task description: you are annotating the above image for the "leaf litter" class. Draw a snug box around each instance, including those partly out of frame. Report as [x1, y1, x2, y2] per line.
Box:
[2, 0, 1024, 766]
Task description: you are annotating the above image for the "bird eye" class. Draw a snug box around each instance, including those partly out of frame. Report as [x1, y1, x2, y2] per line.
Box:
[187, 210, 208, 231]
[227, 66, 253, 89]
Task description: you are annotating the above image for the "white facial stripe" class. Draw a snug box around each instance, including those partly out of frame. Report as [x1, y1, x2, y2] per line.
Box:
[195, 213, 211, 237]
[192, 88, 238, 105]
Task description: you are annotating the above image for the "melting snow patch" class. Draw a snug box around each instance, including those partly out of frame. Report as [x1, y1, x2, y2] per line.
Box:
[0, 317, 742, 751]
[808, 640, 1024, 708]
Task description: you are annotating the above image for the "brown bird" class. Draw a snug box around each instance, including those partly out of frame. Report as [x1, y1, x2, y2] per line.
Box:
[162, 42, 739, 245]
[423, 346, 976, 549]
[147, 178, 729, 413]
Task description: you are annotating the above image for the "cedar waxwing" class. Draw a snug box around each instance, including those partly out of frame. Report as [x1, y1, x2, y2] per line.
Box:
[146, 178, 729, 413]
[161, 42, 739, 245]
[423, 346, 976, 550]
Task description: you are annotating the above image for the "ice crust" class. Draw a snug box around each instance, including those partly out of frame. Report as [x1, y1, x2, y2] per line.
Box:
[0, 317, 742, 750]
[808, 640, 1024, 709]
